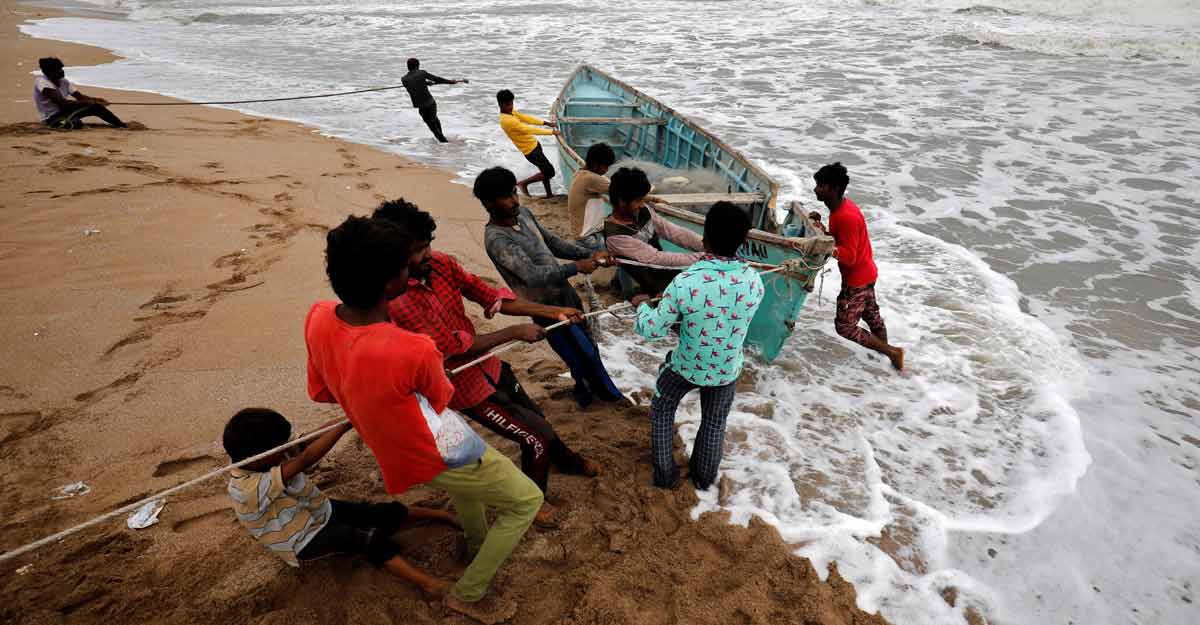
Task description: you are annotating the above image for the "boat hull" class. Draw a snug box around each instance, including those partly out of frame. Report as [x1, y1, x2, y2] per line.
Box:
[550, 65, 833, 362]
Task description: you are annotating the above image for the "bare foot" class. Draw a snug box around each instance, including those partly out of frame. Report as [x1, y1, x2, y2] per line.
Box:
[580, 457, 603, 478]
[889, 347, 905, 371]
[533, 502, 561, 529]
[420, 578, 453, 598]
[517, 182, 531, 196]
[444, 594, 517, 625]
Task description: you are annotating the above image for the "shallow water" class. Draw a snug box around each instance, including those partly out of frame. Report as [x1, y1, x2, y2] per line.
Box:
[21, 1, 1200, 623]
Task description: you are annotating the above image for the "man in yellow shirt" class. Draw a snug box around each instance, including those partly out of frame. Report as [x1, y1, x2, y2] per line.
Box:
[497, 89, 559, 198]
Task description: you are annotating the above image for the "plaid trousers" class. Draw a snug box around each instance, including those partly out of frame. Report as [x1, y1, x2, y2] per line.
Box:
[650, 362, 737, 490]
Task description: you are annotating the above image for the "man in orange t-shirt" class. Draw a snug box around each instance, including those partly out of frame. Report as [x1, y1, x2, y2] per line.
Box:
[810, 162, 905, 371]
[304, 215, 539, 622]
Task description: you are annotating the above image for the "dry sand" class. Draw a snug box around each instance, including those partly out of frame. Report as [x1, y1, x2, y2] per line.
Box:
[0, 3, 890, 623]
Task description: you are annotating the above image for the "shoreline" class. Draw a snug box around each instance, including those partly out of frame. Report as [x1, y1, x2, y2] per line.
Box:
[0, 2, 890, 624]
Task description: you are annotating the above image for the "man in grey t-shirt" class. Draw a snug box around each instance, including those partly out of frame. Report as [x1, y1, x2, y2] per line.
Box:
[401, 58, 466, 143]
[473, 166, 627, 409]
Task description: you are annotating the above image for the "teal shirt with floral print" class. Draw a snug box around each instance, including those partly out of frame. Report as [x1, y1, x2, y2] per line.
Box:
[634, 257, 764, 386]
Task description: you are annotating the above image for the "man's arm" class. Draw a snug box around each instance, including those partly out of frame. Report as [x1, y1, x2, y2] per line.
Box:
[450, 324, 545, 364]
[69, 89, 107, 105]
[587, 173, 610, 198]
[514, 110, 545, 125]
[607, 233, 704, 268]
[649, 209, 705, 252]
[528, 211, 596, 260]
[499, 298, 583, 323]
[411, 338, 456, 412]
[306, 353, 337, 403]
[280, 418, 354, 481]
[634, 279, 683, 340]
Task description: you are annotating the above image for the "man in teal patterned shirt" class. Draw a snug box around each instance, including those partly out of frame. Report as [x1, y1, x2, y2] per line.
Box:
[631, 202, 764, 489]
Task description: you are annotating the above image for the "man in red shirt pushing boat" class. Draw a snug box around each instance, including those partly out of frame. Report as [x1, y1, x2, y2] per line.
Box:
[809, 162, 905, 371]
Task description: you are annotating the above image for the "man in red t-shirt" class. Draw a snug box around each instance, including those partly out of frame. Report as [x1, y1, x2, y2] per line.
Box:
[810, 162, 905, 371]
[305, 216, 537, 623]
[373, 198, 602, 529]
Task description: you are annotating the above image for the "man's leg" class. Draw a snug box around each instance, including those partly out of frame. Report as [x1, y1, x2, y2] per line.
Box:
[427, 446, 542, 611]
[517, 171, 546, 197]
[522, 145, 556, 198]
[545, 327, 594, 407]
[492, 361, 601, 478]
[649, 364, 696, 488]
[418, 103, 448, 142]
[835, 285, 904, 370]
[326, 499, 408, 531]
[464, 397, 554, 493]
[568, 324, 625, 402]
[298, 502, 449, 595]
[60, 101, 126, 128]
[689, 381, 737, 490]
[860, 283, 888, 343]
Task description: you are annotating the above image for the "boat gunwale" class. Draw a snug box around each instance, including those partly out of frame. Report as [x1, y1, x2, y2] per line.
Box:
[550, 64, 781, 223]
[651, 201, 833, 251]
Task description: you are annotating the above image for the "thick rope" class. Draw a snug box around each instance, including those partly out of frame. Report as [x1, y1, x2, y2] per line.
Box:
[105, 84, 413, 106]
[0, 297, 636, 565]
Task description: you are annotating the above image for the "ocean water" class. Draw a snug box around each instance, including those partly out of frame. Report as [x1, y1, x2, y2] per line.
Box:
[20, 1, 1200, 624]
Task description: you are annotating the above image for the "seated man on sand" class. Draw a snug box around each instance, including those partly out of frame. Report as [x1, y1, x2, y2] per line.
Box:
[374, 198, 602, 528]
[475, 166, 627, 409]
[603, 167, 705, 296]
[223, 407, 456, 595]
[305, 215, 541, 622]
[34, 57, 126, 129]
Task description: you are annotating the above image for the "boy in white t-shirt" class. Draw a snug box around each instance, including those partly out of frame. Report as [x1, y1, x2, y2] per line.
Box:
[34, 57, 126, 129]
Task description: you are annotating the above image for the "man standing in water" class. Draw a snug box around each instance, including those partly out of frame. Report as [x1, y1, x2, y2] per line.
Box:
[34, 57, 126, 129]
[810, 162, 905, 371]
[631, 202, 764, 490]
[496, 89, 559, 198]
[401, 58, 467, 143]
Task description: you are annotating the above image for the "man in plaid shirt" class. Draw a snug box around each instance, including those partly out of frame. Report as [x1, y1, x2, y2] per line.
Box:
[376, 199, 602, 527]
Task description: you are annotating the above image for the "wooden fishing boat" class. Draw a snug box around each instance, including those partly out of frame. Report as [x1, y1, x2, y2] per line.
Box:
[551, 64, 834, 361]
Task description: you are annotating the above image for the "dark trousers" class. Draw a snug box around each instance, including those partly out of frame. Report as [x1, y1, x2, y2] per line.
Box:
[462, 362, 586, 493]
[523, 143, 556, 178]
[296, 500, 408, 566]
[417, 103, 448, 142]
[541, 322, 623, 406]
[650, 363, 737, 490]
[45, 102, 125, 129]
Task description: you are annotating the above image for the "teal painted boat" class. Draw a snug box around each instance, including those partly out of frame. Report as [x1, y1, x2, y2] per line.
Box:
[551, 64, 834, 362]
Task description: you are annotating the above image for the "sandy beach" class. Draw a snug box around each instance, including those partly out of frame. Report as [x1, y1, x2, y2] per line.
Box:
[0, 2, 890, 623]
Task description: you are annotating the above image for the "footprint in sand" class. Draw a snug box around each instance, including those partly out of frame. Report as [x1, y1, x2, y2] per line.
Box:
[153, 454, 219, 478]
[172, 509, 234, 533]
[0, 385, 31, 399]
[273, 192, 293, 202]
[355, 182, 371, 190]
[139, 292, 190, 309]
[0, 410, 42, 444]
